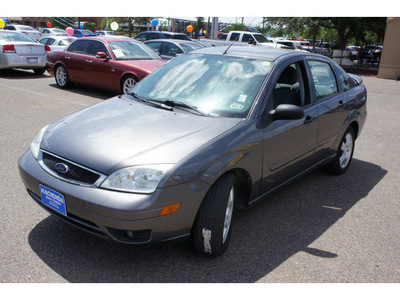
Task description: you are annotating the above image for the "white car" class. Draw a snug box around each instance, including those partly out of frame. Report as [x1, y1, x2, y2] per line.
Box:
[0, 30, 48, 74]
[3, 24, 42, 40]
[39, 28, 67, 37]
[38, 36, 76, 51]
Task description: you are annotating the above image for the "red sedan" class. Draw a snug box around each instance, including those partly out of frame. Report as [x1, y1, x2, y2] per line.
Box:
[46, 36, 165, 94]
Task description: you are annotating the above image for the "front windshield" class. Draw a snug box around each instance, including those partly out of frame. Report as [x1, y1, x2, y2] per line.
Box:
[109, 41, 160, 60]
[180, 42, 203, 52]
[130, 54, 273, 118]
[253, 34, 270, 43]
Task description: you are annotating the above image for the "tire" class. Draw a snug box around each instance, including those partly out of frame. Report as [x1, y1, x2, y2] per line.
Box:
[192, 173, 237, 256]
[121, 75, 137, 94]
[33, 68, 46, 75]
[55, 65, 72, 88]
[326, 127, 355, 175]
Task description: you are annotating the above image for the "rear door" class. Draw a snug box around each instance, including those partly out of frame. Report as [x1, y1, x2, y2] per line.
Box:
[306, 59, 349, 160]
[63, 39, 90, 81]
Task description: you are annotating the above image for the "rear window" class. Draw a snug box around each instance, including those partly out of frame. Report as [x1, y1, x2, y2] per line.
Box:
[172, 34, 191, 41]
[0, 31, 36, 43]
[19, 26, 36, 31]
[180, 42, 203, 52]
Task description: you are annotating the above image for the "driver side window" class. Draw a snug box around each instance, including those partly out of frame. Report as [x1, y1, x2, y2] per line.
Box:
[270, 62, 308, 109]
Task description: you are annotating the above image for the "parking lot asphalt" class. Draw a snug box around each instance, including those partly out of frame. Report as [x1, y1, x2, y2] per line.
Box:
[0, 69, 399, 283]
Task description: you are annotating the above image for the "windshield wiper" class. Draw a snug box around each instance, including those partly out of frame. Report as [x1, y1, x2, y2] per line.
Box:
[127, 92, 173, 111]
[163, 100, 210, 117]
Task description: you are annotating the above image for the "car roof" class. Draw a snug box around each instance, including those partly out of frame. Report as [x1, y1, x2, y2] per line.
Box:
[145, 39, 198, 44]
[191, 45, 319, 61]
[73, 36, 139, 43]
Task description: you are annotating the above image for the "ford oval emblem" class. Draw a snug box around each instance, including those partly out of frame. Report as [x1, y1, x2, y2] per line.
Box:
[55, 163, 69, 174]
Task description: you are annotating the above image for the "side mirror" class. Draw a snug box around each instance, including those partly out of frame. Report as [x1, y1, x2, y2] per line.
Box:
[96, 51, 108, 60]
[269, 104, 305, 120]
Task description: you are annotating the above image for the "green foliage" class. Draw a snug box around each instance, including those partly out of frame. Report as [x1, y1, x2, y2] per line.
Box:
[222, 23, 246, 33]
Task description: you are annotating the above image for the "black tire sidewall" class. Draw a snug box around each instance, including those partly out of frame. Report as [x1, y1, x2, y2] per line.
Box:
[192, 173, 237, 256]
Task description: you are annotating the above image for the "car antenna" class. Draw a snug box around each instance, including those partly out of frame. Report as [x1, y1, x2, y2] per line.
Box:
[223, 33, 240, 55]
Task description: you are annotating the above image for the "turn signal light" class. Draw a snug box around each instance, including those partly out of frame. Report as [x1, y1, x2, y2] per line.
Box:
[3, 44, 16, 53]
[160, 203, 181, 216]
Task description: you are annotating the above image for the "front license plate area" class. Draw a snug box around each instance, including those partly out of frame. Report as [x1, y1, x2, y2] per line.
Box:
[40, 185, 67, 216]
[27, 57, 38, 63]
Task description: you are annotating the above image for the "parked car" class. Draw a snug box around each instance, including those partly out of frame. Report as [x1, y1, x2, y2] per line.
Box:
[193, 40, 215, 48]
[19, 46, 367, 256]
[72, 29, 97, 38]
[3, 24, 42, 40]
[0, 30, 48, 74]
[39, 28, 67, 37]
[38, 36, 76, 51]
[46, 36, 165, 93]
[346, 45, 361, 61]
[144, 39, 203, 60]
[95, 30, 119, 36]
[134, 31, 191, 42]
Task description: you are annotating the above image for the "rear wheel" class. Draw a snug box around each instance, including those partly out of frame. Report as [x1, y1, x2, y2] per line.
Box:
[121, 75, 137, 94]
[192, 173, 237, 256]
[327, 127, 355, 174]
[55, 65, 72, 88]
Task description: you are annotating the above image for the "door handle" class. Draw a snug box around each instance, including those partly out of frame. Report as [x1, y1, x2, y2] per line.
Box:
[85, 60, 93, 63]
[338, 100, 345, 108]
[304, 115, 314, 126]
[65, 56, 71, 59]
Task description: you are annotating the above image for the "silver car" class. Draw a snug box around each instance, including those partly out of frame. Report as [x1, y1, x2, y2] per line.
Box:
[39, 28, 67, 37]
[38, 36, 76, 51]
[0, 30, 47, 74]
[18, 46, 367, 256]
[4, 24, 42, 40]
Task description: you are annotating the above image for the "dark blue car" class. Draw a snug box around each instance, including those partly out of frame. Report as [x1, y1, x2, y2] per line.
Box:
[73, 29, 97, 38]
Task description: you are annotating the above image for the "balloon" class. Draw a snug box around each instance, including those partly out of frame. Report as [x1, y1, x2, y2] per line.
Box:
[110, 22, 119, 31]
[187, 25, 193, 33]
[203, 30, 207, 34]
[66, 27, 74, 35]
[199, 30, 202, 36]
[0, 19, 5, 29]
[151, 19, 159, 27]
[80, 24, 84, 29]
[47, 22, 52, 27]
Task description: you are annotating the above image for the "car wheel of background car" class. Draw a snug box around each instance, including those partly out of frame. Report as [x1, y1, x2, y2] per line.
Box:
[33, 68, 46, 75]
[327, 126, 355, 175]
[55, 65, 72, 88]
[192, 173, 237, 256]
[121, 75, 138, 94]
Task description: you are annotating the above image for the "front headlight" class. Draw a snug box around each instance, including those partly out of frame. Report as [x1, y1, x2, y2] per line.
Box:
[100, 164, 174, 194]
[30, 125, 49, 159]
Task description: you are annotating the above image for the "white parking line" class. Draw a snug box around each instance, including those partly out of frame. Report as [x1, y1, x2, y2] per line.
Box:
[0, 83, 90, 107]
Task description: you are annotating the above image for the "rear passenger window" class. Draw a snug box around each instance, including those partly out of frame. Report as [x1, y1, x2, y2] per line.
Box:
[308, 61, 338, 100]
[229, 33, 240, 41]
[67, 40, 89, 54]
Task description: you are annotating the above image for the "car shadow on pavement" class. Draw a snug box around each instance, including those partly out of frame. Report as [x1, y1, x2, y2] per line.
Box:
[48, 83, 117, 100]
[28, 159, 387, 283]
[0, 68, 50, 79]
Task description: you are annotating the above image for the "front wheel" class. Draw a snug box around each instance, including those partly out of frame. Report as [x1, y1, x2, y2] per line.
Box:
[327, 127, 355, 174]
[192, 173, 237, 256]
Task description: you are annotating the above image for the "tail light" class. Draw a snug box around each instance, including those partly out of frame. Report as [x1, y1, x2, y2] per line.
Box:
[45, 45, 51, 52]
[21, 31, 28, 35]
[83, 35, 87, 37]
[3, 44, 16, 53]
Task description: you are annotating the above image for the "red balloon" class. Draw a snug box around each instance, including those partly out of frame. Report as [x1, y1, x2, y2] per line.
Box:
[47, 22, 52, 27]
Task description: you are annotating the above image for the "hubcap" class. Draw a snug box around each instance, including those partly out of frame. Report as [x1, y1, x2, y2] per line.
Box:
[56, 67, 66, 86]
[223, 186, 234, 243]
[339, 133, 353, 168]
[123, 77, 137, 94]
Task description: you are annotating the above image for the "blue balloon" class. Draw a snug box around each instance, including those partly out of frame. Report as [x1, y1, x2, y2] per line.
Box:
[152, 19, 159, 27]
[80, 24, 84, 29]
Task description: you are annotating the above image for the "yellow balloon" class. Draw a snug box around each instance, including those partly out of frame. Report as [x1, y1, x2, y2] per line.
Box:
[203, 30, 207, 34]
[0, 19, 5, 29]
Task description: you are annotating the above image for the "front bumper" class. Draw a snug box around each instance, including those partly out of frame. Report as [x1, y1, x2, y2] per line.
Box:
[18, 150, 209, 244]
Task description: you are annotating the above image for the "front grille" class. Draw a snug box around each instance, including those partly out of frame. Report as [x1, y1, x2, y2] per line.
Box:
[41, 151, 101, 185]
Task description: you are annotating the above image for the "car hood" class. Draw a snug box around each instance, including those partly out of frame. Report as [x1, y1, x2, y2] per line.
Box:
[118, 59, 165, 73]
[41, 96, 242, 175]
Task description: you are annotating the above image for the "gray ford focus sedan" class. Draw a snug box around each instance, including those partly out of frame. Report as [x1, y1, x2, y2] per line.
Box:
[18, 46, 367, 256]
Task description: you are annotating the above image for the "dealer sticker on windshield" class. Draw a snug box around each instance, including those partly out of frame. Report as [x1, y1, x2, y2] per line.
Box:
[40, 185, 67, 216]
